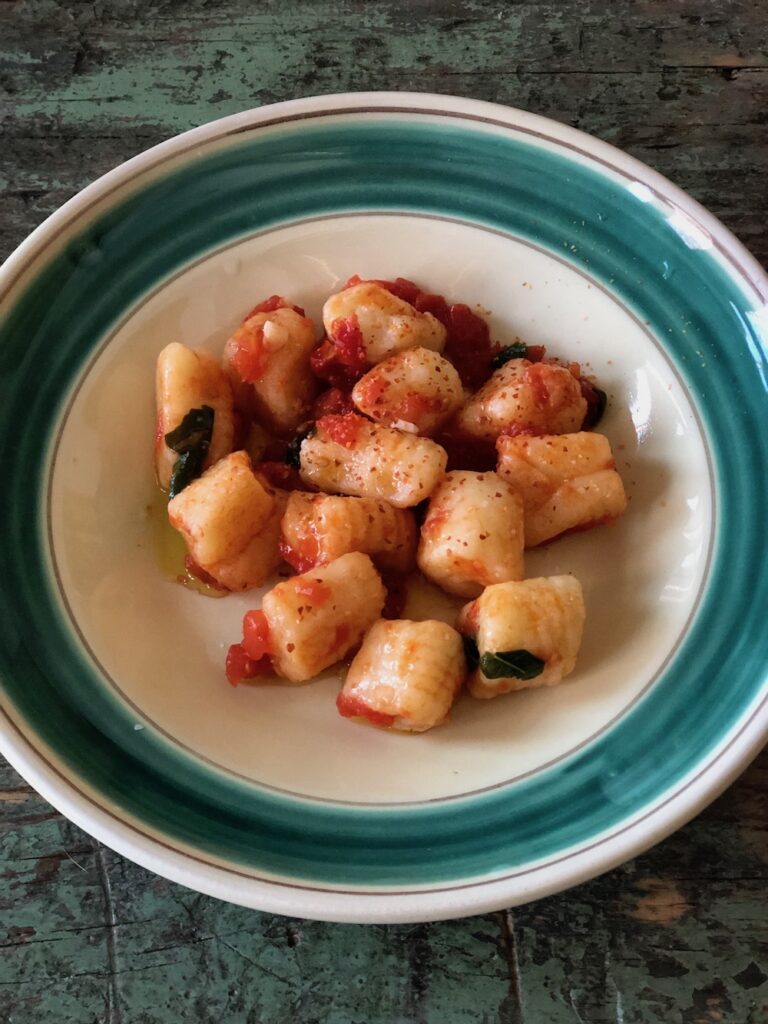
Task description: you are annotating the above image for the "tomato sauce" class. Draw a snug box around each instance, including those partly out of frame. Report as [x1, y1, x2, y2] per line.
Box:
[317, 412, 366, 448]
[312, 387, 356, 419]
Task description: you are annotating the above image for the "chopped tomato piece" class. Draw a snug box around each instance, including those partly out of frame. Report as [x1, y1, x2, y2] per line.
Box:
[231, 323, 267, 382]
[398, 391, 442, 423]
[244, 295, 306, 320]
[254, 461, 305, 491]
[312, 387, 356, 419]
[242, 609, 273, 660]
[279, 536, 319, 575]
[524, 362, 552, 409]
[225, 643, 270, 687]
[526, 344, 546, 363]
[414, 291, 451, 328]
[317, 411, 367, 448]
[311, 316, 368, 389]
[376, 276, 422, 304]
[294, 577, 332, 605]
[336, 690, 396, 727]
[444, 303, 496, 391]
[435, 424, 497, 472]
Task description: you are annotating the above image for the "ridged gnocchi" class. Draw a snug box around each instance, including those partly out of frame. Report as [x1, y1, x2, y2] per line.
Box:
[417, 471, 525, 597]
[261, 552, 386, 682]
[281, 492, 418, 573]
[323, 281, 447, 364]
[455, 358, 587, 442]
[168, 451, 283, 590]
[299, 413, 448, 508]
[223, 301, 318, 434]
[338, 619, 466, 732]
[155, 342, 234, 490]
[458, 576, 586, 698]
[351, 347, 463, 436]
[496, 431, 627, 546]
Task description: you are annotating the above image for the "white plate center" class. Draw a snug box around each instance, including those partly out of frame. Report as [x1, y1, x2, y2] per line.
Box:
[49, 213, 712, 803]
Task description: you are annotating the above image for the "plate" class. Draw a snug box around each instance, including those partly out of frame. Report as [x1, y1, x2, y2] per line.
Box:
[1, 93, 766, 923]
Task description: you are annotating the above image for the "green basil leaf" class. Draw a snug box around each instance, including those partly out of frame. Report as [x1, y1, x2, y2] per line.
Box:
[165, 405, 214, 499]
[462, 634, 479, 671]
[284, 424, 316, 469]
[479, 649, 545, 680]
[491, 342, 529, 370]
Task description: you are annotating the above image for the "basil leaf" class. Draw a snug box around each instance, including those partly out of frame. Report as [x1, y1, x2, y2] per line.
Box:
[284, 425, 316, 469]
[491, 342, 529, 370]
[165, 405, 214, 499]
[462, 634, 479, 671]
[479, 649, 545, 680]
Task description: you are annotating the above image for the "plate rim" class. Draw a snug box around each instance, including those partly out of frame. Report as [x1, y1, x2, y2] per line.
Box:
[1, 90, 767, 923]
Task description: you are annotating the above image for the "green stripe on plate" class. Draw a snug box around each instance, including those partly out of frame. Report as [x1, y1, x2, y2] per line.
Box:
[0, 119, 766, 886]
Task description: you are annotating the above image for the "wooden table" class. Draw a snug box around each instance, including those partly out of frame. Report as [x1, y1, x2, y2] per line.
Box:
[1, 3, 766, 1021]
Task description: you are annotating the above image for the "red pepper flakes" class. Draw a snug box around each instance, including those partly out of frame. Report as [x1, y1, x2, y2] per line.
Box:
[317, 412, 367, 448]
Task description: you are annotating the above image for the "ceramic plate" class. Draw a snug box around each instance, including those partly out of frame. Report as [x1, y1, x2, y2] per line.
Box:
[1, 93, 766, 923]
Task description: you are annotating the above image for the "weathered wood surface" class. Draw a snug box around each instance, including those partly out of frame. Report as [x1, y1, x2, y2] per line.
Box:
[1, 1, 766, 1021]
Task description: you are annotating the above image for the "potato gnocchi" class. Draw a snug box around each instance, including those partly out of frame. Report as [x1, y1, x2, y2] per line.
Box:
[152, 273, 627, 732]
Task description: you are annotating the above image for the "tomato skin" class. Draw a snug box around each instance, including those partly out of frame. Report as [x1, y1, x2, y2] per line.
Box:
[225, 643, 270, 687]
[526, 344, 546, 363]
[242, 609, 273, 660]
[317, 412, 367, 448]
[336, 690, 396, 727]
[279, 538, 318, 575]
[312, 387, 356, 419]
[231, 323, 267, 383]
[413, 291, 451, 327]
[244, 295, 306, 320]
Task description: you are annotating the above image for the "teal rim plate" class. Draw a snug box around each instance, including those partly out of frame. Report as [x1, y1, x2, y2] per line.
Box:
[1, 93, 766, 923]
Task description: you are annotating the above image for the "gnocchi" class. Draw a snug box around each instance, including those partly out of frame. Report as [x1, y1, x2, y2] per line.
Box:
[417, 471, 525, 597]
[223, 300, 318, 434]
[458, 576, 586, 698]
[155, 342, 234, 490]
[455, 358, 587, 443]
[323, 280, 447, 364]
[299, 412, 448, 508]
[261, 553, 386, 682]
[281, 492, 418, 573]
[168, 451, 283, 590]
[351, 346, 463, 436]
[496, 431, 628, 546]
[338, 619, 466, 732]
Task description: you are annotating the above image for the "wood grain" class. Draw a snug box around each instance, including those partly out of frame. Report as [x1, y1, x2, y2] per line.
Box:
[1, 1, 766, 1021]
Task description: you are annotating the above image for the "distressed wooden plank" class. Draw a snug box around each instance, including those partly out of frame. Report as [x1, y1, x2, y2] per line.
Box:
[1, 0, 767, 1020]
